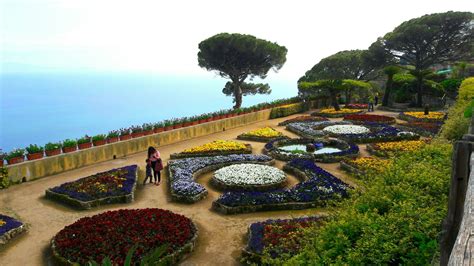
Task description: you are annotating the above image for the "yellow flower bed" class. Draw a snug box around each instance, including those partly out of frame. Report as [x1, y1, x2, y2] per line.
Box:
[0, 219, 5, 227]
[348, 157, 391, 173]
[404, 112, 444, 120]
[242, 127, 283, 138]
[183, 140, 247, 153]
[279, 103, 300, 108]
[373, 140, 426, 152]
[319, 108, 362, 114]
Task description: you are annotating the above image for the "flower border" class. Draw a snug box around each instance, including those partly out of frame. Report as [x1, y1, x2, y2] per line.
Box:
[398, 112, 445, 122]
[169, 144, 252, 159]
[324, 123, 420, 144]
[343, 114, 396, 125]
[0, 214, 26, 245]
[45, 165, 138, 209]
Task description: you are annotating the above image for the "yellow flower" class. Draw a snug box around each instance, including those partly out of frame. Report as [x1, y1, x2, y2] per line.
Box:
[348, 157, 391, 173]
[183, 140, 247, 153]
[319, 108, 362, 114]
[0, 219, 5, 227]
[404, 112, 444, 120]
[279, 103, 300, 108]
[373, 140, 425, 152]
[243, 127, 283, 138]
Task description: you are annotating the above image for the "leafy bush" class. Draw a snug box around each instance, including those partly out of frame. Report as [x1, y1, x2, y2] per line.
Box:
[270, 103, 305, 119]
[77, 135, 91, 144]
[440, 77, 474, 140]
[45, 142, 61, 151]
[0, 167, 9, 189]
[5, 148, 25, 160]
[440, 78, 462, 94]
[92, 134, 106, 142]
[62, 139, 77, 148]
[25, 144, 44, 154]
[276, 144, 452, 265]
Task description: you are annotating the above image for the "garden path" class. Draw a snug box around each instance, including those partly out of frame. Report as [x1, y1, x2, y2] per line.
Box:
[0, 109, 400, 265]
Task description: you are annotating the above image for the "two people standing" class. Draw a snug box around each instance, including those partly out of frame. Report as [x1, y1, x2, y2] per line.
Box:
[144, 146, 163, 186]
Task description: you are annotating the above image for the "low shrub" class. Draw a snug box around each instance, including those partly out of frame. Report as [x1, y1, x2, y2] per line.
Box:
[270, 103, 305, 119]
[0, 167, 9, 189]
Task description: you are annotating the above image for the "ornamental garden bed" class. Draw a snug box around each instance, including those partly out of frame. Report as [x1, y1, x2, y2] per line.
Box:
[51, 208, 198, 265]
[212, 159, 350, 215]
[264, 137, 359, 163]
[167, 154, 274, 203]
[211, 164, 287, 191]
[343, 114, 396, 125]
[344, 103, 368, 109]
[0, 214, 27, 245]
[396, 121, 443, 137]
[311, 108, 364, 118]
[366, 140, 427, 157]
[242, 216, 323, 264]
[398, 111, 445, 122]
[340, 157, 392, 178]
[277, 115, 328, 126]
[322, 123, 420, 144]
[285, 121, 352, 139]
[170, 140, 252, 159]
[45, 165, 138, 209]
[237, 127, 286, 142]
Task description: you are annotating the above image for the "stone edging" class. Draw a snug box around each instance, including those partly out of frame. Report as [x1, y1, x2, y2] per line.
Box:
[45, 170, 138, 210]
[0, 223, 27, 245]
[51, 221, 199, 265]
[169, 144, 252, 159]
[339, 161, 366, 176]
[168, 159, 275, 203]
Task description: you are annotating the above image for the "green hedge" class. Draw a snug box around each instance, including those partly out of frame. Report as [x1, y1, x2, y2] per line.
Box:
[264, 143, 452, 265]
[270, 103, 306, 119]
[440, 77, 474, 140]
[0, 167, 9, 189]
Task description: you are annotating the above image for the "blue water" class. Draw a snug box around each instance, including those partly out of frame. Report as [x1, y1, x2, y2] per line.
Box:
[0, 72, 297, 152]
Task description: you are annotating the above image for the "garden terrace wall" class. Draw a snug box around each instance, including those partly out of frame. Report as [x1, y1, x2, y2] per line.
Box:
[6, 109, 273, 183]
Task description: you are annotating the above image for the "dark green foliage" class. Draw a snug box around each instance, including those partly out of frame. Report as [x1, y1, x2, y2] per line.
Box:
[25, 144, 44, 154]
[198, 33, 287, 109]
[440, 78, 463, 95]
[277, 144, 452, 265]
[382, 65, 402, 106]
[45, 142, 61, 151]
[376, 11, 474, 107]
[222, 81, 271, 97]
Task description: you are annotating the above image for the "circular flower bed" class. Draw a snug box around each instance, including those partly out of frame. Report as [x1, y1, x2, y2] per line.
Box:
[396, 121, 443, 137]
[340, 157, 392, 177]
[285, 121, 352, 139]
[46, 165, 138, 209]
[367, 140, 427, 157]
[345, 103, 368, 109]
[323, 125, 371, 135]
[237, 127, 285, 142]
[264, 138, 359, 163]
[399, 111, 445, 122]
[343, 114, 396, 125]
[170, 140, 252, 159]
[212, 164, 286, 191]
[51, 209, 198, 265]
[0, 214, 26, 245]
[277, 115, 329, 126]
[312, 108, 364, 118]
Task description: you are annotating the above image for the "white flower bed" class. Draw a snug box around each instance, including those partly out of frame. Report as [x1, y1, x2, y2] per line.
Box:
[323, 125, 370, 135]
[214, 164, 286, 186]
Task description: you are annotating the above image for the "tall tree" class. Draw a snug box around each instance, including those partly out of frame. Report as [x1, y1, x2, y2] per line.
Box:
[377, 11, 474, 107]
[382, 65, 401, 106]
[198, 33, 287, 109]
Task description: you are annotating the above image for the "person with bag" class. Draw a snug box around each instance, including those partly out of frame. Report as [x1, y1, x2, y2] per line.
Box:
[147, 146, 163, 185]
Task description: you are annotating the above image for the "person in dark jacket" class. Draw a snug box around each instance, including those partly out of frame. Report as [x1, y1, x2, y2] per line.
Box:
[147, 146, 163, 185]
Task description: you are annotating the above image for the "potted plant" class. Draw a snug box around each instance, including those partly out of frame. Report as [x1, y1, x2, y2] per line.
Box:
[130, 125, 144, 138]
[77, 135, 92, 150]
[5, 148, 25, 165]
[119, 128, 131, 141]
[183, 117, 193, 127]
[0, 150, 5, 167]
[164, 120, 174, 131]
[107, 130, 120, 143]
[92, 134, 107, 146]
[190, 115, 199, 126]
[45, 142, 62, 156]
[26, 144, 44, 160]
[153, 122, 165, 133]
[172, 118, 183, 129]
[62, 139, 77, 153]
[142, 123, 154, 135]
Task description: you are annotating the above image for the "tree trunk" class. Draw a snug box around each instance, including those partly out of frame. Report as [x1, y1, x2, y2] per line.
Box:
[382, 74, 393, 107]
[416, 74, 423, 107]
[344, 89, 352, 106]
[233, 83, 243, 109]
[330, 90, 340, 111]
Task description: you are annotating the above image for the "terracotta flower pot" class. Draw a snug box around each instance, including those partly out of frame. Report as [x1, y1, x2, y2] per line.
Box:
[154, 127, 164, 133]
[7, 156, 24, 165]
[198, 119, 206, 124]
[120, 134, 132, 141]
[63, 146, 77, 153]
[191, 121, 199, 126]
[225, 114, 231, 118]
[93, 140, 107, 146]
[173, 124, 183, 129]
[131, 132, 144, 138]
[27, 152, 44, 161]
[107, 137, 119, 143]
[45, 148, 61, 157]
[183, 122, 193, 127]
[78, 142, 92, 150]
[164, 126, 173, 131]
[143, 130, 154, 136]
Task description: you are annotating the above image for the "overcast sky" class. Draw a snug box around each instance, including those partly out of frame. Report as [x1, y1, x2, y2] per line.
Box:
[1, 0, 472, 80]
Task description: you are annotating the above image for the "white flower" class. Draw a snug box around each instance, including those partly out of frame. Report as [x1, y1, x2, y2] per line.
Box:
[397, 131, 416, 137]
[323, 125, 370, 135]
[214, 164, 286, 186]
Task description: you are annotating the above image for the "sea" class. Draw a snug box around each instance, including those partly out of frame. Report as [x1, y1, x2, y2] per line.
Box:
[0, 72, 297, 152]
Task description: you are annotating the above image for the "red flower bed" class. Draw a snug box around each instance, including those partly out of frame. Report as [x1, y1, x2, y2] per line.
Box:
[52, 209, 196, 265]
[343, 114, 396, 124]
[345, 103, 368, 109]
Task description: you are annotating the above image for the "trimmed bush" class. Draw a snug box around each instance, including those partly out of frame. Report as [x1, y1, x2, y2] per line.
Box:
[270, 103, 305, 119]
[0, 167, 9, 189]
